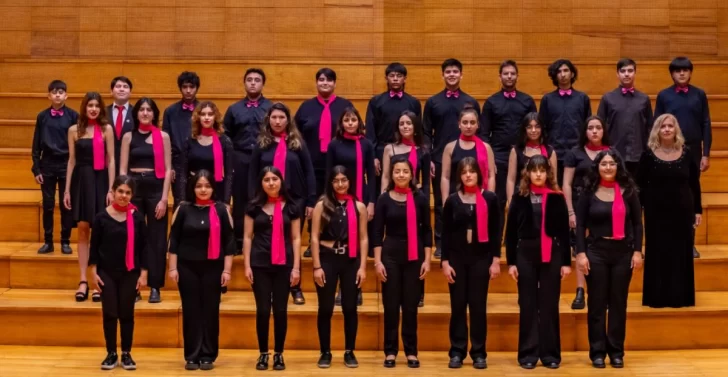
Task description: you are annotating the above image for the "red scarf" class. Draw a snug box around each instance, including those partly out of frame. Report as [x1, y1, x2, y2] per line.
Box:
[600, 179, 626, 240]
[342, 133, 364, 202]
[138, 124, 165, 179]
[200, 128, 223, 182]
[112, 202, 137, 271]
[463, 185, 489, 242]
[401, 138, 418, 175]
[459, 134, 488, 189]
[335, 193, 358, 258]
[89, 120, 106, 171]
[394, 186, 418, 261]
[529, 184, 560, 263]
[272, 132, 288, 178]
[586, 143, 609, 152]
[525, 141, 548, 158]
[196, 199, 221, 259]
[317, 94, 336, 152]
[268, 196, 286, 265]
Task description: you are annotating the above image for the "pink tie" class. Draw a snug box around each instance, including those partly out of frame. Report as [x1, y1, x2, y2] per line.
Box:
[112, 202, 137, 271]
[269, 196, 286, 265]
[675, 86, 689, 93]
[394, 186, 418, 261]
[200, 128, 224, 182]
[503, 91, 516, 99]
[50, 108, 64, 117]
[526, 141, 548, 157]
[246, 100, 259, 108]
[446, 90, 460, 99]
[115, 105, 124, 140]
[600, 180, 625, 240]
[196, 199, 221, 259]
[336, 194, 359, 258]
[464, 185, 489, 242]
[389, 91, 403, 98]
[272, 132, 288, 178]
[182, 103, 195, 111]
[530, 184, 558, 263]
[342, 133, 364, 202]
[90, 120, 106, 171]
[401, 138, 418, 176]
[559, 89, 573, 97]
[621, 87, 635, 95]
[317, 94, 336, 152]
[459, 134, 489, 189]
[138, 124, 165, 179]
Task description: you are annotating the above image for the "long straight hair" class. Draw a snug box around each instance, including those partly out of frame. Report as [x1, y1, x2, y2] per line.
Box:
[78, 92, 109, 137]
[248, 166, 292, 210]
[320, 165, 358, 230]
[455, 157, 483, 193]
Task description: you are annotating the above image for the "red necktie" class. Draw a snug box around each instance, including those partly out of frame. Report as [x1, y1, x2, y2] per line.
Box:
[446, 90, 460, 99]
[675, 86, 689, 93]
[115, 105, 124, 140]
[503, 91, 516, 99]
[50, 108, 64, 117]
[621, 87, 635, 95]
[558, 89, 573, 97]
[246, 100, 259, 108]
[182, 103, 195, 111]
[389, 91, 403, 98]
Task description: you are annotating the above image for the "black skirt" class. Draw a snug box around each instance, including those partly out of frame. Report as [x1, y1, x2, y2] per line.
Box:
[70, 165, 108, 226]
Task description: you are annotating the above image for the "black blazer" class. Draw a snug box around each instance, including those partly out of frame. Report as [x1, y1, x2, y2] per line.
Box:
[505, 191, 570, 266]
[107, 103, 135, 176]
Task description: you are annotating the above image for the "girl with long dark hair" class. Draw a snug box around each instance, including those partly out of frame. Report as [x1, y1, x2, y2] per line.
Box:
[505, 112, 557, 202]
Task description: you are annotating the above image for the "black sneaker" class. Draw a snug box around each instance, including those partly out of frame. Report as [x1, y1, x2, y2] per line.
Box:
[37, 243, 54, 254]
[200, 360, 214, 370]
[317, 352, 332, 368]
[121, 352, 136, 370]
[343, 351, 358, 368]
[148, 288, 161, 303]
[185, 360, 200, 370]
[273, 353, 285, 370]
[61, 243, 72, 255]
[303, 248, 312, 258]
[101, 352, 118, 370]
[335, 291, 341, 306]
[292, 290, 305, 305]
[473, 356, 487, 369]
[448, 355, 463, 368]
[255, 353, 269, 370]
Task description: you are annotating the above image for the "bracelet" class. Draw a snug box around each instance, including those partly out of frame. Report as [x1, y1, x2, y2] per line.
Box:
[222, 271, 231, 275]
[374, 262, 383, 268]
[568, 211, 575, 215]
[291, 268, 300, 273]
[313, 266, 322, 270]
[168, 269, 177, 272]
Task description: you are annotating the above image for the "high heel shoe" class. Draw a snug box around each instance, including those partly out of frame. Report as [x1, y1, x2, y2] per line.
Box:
[75, 281, 89, 302]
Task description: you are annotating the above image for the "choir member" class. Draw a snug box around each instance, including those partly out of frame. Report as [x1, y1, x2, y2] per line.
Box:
[597, 58, 653, 177]
[563, 115, 612, 309]
[505, 155, 570, 369]
[294, 68, 354, 257]
[424, 58, 481, 257]
[120, 98, 173, 304]
[163, 71, 200, 209]
[505, 112, 558, 202]
[539, 59, 592, 184]
[243, 166, 302, 371]
[575, 150, 643, 369]
[248, 102, 316, 305]
[63, 92, 116, 302]
[224, 68, 273, 249]
[168, 170, 235, 371]
[32, 80, 77, 255]
[441, 157, 501, 369]
[373, 158, 432, 368]
[654, 57, 711, 258]
[107, 76, 134, 177]
[638, 114, 702, 308]
[90, 175, 147, 370]
[311, 165, 368, 368]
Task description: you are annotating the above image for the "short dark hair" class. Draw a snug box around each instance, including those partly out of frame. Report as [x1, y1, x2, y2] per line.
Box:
[315, 68, 337, 82]
[385, 62, 407, 77]
[177, 71, 200, 89]
[131, 97, 161, 129]
[441, 58, 463, 73]
[110, 76, 133, 91]
[244, 68, 266, 84]
[617, 58, 637, 72]
[48, 80, 67, 93]
[547, 59, 578, 86]
[669, 56, 693, 73]
[499, 60, 518, 74]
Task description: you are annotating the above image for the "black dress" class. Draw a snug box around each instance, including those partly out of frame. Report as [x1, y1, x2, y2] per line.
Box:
[70, 138, 108, 225]
[637, 147, 702, 308]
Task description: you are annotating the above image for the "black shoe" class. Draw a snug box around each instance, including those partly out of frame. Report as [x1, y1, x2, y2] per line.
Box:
[292, 290, 305, 305]
[37, 243, 54, 254]
[418, 295, 424, 307]
[92, 290, 102, 303]
[200, 360, 214, 370]
[592, 358, 606, 368]
[221, 286, 228, 295]
[185, 360, 200, 370]
[383, 358, 396, 368]
[571, 287, 585, 310]
[303, 248, 312, 258]
[357, 289, 363, 306]
[61, 243, 72, 254]
[335, 291, 341, 306]
[273, 353, 285, 370]
[434, 248, 442, 259]
[406, 358, 420, 368]
[694, 247, 700, 258]
[135, 291, 141, 302]
[448, 355, 463, 369]
[520, 362, 536, 369]
[544, 362, 559, 369]
[75, 281, 89, 302]
[610, 357, 624, 368]
[255, 353, 269, 370]
[343, 351, 358, 368]
[148, 288, 161, 303]
[473, 356, 487, 369]
[317, 352, 332, 368]
[101, 352, 118, 370]
[121, 352, 136, 370]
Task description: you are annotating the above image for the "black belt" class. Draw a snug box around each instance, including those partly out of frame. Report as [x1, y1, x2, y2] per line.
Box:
[322, 241, 348, 255]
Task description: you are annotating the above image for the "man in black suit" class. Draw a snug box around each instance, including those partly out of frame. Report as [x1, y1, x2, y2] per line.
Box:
[107, 76, 135, 176]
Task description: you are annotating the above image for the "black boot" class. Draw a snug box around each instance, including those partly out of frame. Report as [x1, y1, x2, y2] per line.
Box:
[571, 287, 585, 310]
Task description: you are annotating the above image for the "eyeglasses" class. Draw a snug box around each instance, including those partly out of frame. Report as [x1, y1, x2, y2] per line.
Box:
[332, 178, 349, 185]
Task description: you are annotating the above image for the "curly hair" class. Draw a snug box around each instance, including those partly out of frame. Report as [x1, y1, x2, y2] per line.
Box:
[648, 113, 685, 152]
[518, 154, 559, 196]
[582, 149, 637, 197]
[257, 102, 304, 150]
[191, 101, 224, 138]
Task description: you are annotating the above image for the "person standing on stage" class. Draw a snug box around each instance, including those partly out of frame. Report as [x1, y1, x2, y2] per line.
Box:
[424, 58, 481, 258]
[90, 175, 147, 371]
[107, 76, 134, 177]
[505, 112, 557, 202]
[505, 155, 570, 370]
[654, 57, 711, 258]
[441, 157, 501, 370]
[575, 150, 643, 369]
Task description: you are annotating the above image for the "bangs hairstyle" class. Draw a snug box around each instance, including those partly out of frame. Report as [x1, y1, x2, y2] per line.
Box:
[386, 156, 418, 192]
[335, 107, 366, 138]
[258, 102, 304, 150]
[518, 154, 559, 196]
[669, 56, 693, 73]
[112, 175, 136, 195]
[578, 115, 611, 148]
[499, 59, 519, 74]
[131, 97, 160, 130]
[516, 112, 546, 149]
[110, 76, 133, 91]
[320, 165, 358, 230]
[247, 166, 293, 211]
[394, 110, 424, 147]
[191, 101, 224, 138]
[316, 67, 337, 82]
[583, 149, 637, 197]
[548, 59, 578, 86]
[648, 113, 685, 151]
[617, 58, 637, 72]
[177, 71, 200, 89]
[48, 80, 67, 93]
[185, 169, 214, 202]
[385, 62, 407, 76]
[455, 157, 483, 192]
[244, 68, 266, 84]
[441, 58, 463, 72]
[78, 92, 109, 137]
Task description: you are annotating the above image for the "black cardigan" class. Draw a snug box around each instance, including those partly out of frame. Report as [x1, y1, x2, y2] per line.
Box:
[505, 192, 571, 266]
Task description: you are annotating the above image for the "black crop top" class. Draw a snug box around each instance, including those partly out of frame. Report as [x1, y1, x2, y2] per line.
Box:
[320, 201, 360, 243]
[441, 191, 501, 263]
[128, 130, 155, 170]
[246, 202, 300, 268]
[168, 202, 236, 261]
[575, 190, 643, 254]
[89, 210, 148, 272]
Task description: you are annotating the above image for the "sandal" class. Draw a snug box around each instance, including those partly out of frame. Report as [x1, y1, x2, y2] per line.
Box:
[91, 290, 101, 302]
[75, 281, 89, 302]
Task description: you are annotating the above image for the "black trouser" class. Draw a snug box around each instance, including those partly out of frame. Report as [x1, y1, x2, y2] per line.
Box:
[290, 197, 307, 295]
[585, 239, 633, 360]
[306, 168, 327, 244]
[495, 160, 509, 236]
[381, 245, 422, 357]
[432, 160, 443, 247]
[448, 257, 491, 360]
[686, 142, 703, 248]
[556, 159, 565, 188]
[172, 161, 182, 210]
[178, 259, 224, 362]
[130, 172, 168, 289]
[316, 249, 360, 352]
[252, 266, 291, 353]
[40, 164, 73, 244]
[232, 151, 250, 248]
[516, 239, 563, 365]
[99, 267, 140, 353]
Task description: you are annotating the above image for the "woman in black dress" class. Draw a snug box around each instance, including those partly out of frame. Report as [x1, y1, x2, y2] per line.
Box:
[638, 114, 702, 308]
[505, 112, 557, 202]
[243, 166, 302, 371]
[168, 169, 235, 371]
[441, 157, 501, 370]
[64, 92, 116, 302]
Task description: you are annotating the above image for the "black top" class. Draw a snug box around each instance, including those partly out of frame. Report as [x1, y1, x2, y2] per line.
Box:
[248, 141, 317, 207]
[294, 96, 354, 171]
[575, 190, 643, 254]
[371, 191, 433, 263]
[597, 87, 653, 162]
[654, 84, 712, 156]
[177, 135, 235, 203]
[563, 146, 594, 202]
[449, 140, 478, 194]
[247, 202, 300, 268]
[320, 200, 360, 244]
[423, 89, 481, 162]
[162, 100, 197, 162]
[365, 91, 422, 160]
[128, 130, 155, 170]
[168, 202, 236, 261]
[391, 146, 432, 198]
[481, 89, 538, 164]
[223, 97, 274, 160]
[75, 138, 105, 167]
[513, 145, 556, 175]
[539, 88, 592, 160]
[325, 137, 377, 204]
[441, 191, 502, 263]
[637, 147, 702, 215]
[505, 192, 571, 266]
[89, 210, 148, 272]
[31, 106, 79, 174]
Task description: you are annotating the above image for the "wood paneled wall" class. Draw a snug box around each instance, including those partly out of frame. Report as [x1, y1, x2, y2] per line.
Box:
[1, 0, 727, 60]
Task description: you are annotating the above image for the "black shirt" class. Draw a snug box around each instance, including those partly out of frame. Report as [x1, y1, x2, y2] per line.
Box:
[247, 202, 300, 268]
[563, 146, 595, 203]
[320, 201, 360, 244]
[423, 89, 481, 163]
[365, 91, 422, 160]
[168, 202, 236, 261]
[597, 87, 653, 162]
[325, 137, 377, 204]
[224, 97, 273, 161]
[294, 96, 354, 171]
[654, 84, 712, 156]
[89, 209, 148, 272]
[575, 190, 643, 254]
[481, 89, 538, 164]
[441, 191, 502, 263]
[177, 135, 235, 203]
[128, 130, 155, 170]
[371, 191, 433, 263]
[539, 88, 592, 160]
[31, 106, 79, 174]
[162, 100, 197, 163]
[389, 146, 432, 198]
[248, 141, 317, 207]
